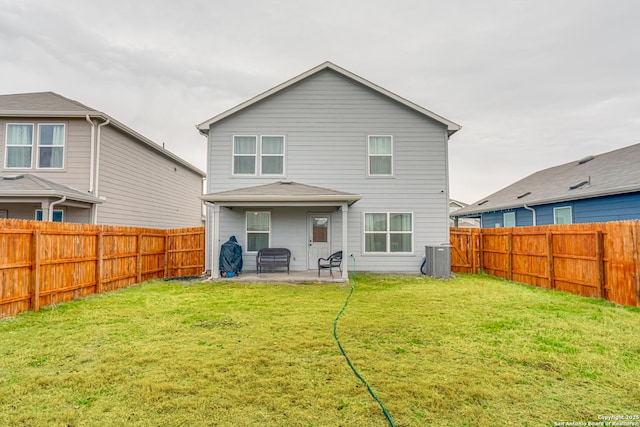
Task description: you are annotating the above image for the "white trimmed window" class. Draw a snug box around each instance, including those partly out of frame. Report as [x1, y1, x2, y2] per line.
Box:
[503, 212, 516, 227]
[246, 211, 270, 252]
[260, 136, 284, 175]
[37, 124, 65, 168]
[35, 209, 64, 222]
[5, 124, 34, 168]
[554, 206, 573, 224]
[364, 212, 413, 253]
[233, 136, 257, 175]
[368, 135, 393, 176]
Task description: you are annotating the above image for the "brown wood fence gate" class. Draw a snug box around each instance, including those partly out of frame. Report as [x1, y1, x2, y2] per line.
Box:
[451, 222, 640, 307]
[0, 219, 205, 319]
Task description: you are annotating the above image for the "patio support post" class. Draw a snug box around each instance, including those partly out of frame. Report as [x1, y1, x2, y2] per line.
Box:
[212, 204, 221, 279]
[341, 202, 348, 280]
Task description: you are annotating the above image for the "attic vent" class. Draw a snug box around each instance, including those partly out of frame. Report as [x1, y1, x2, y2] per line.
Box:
[2, 175, 25, 180]
[569, 180, 589, 190]
[280, 180, 293, 185]
[517, 191, 531, 199]
[478, 200, 488, 206]
[577, 155, 594, 165]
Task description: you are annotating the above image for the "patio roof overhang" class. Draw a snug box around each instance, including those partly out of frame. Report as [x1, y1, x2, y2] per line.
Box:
[200, 181, 362, 207]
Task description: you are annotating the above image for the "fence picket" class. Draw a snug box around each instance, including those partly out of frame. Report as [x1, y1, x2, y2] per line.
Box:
[0, 219, 205, 319]
[451, 222, 640, 307]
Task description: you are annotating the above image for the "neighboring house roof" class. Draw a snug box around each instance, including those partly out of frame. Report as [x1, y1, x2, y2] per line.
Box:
[196, 61, 461, 136]
[449, 199, 467, 209]
[0, 174, 102, 204]
[452, 143, 640, 217]
[0, 92, 205, 177]
[201, 181, 362, 204]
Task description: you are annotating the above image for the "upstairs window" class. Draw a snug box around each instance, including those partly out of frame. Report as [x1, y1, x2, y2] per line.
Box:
[5, 124, 34, 168]
[260, 136, 284, 175]
[38, 124, 65, 168]
[368, 135, 393, 176]
[233, 136, 257, 175]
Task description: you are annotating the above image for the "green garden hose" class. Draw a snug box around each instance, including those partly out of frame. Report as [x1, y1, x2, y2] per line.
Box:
[333, 255, 396, 427]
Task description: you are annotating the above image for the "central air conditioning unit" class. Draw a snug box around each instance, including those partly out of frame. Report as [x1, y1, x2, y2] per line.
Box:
[424, 245, 451, 278]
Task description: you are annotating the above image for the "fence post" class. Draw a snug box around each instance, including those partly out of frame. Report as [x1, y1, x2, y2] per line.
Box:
[507, 230, 513, 281]
[547, 231, 555, 290]
[635, 223, 640, 307]
[136, 232, 143, 283]
[595, 231, 605, 299]
[478, 231, 484, 272]
[164, 233, 169, 278]
[31, 230, 41, 312]
[96, 231, 104, 294]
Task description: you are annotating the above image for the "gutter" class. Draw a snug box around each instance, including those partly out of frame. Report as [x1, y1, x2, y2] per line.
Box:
[85, 115, 96, 193]
[523, 204, 537, 226]
[92, 118, 110, 223]
[48, 196, 67, 222]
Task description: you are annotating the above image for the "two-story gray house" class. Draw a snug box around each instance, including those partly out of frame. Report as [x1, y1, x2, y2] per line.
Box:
[197, 62, 461, 279]
[0, 92, 205, 228]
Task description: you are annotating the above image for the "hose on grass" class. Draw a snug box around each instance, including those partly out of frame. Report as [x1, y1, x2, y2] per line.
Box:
[333, 255, 396, 427]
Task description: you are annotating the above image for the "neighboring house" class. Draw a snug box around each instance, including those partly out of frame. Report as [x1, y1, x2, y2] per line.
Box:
[449, 199, 479, 227]
[197, 61, 461, 279]
[451, 143, 640, 228]
[0, 92, 205, 228]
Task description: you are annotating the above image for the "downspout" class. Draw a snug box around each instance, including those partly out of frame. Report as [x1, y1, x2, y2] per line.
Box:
[48, 196, 67, 222]
[85, 115, 96, 193]
[523, 204, 537, 226]
[204, 201, 216, 278]
[93, 118, 110, 223]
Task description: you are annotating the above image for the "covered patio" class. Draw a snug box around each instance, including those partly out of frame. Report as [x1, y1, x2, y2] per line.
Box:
[202, 181, 361, 281]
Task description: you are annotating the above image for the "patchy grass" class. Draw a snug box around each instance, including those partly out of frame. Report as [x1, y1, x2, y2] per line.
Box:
[1, 274, 639, 426]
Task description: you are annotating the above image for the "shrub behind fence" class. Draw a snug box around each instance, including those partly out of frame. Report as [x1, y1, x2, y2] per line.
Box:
[451, 221, 640, 307]
[0, 219, 205, 318]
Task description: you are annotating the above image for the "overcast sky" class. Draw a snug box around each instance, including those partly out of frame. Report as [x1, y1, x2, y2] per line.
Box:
[1, 0, 638, 203]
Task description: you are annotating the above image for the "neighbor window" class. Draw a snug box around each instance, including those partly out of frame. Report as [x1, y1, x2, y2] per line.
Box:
[35, 209, 64, 222]
[37, 124, 65, 168]
[503, 212, 516, 227]
[260, 136, 284, 175]
[364, 212, 412, 253]
[233, 136, 257, 175]
[554, 206, 573, 224]
[5, 124, 34, 168]
[246, 211, 270, 252]
[368, 136, 393, 176]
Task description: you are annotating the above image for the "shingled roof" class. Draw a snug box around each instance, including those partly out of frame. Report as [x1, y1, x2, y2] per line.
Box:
[452, 143, 640, 217]
[0, 174, 102, 204]
[201, 181, 361, 204]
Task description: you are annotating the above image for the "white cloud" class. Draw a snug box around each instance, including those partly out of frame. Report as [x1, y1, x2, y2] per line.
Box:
[1, 0, 639, 203]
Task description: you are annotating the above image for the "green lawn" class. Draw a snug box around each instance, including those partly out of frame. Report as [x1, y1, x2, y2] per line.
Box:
[1, 274, 639, 426]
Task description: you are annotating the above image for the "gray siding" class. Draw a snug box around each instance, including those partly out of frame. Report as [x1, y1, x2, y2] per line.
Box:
[207, 70, 450, 272]
[98, 125, 203, 228]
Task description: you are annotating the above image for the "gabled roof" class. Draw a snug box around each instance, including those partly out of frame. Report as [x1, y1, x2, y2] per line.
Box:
[196, 61, 461, 136]
[0, 174, 102, 204]
[0, 92, 205, 177]
[452, 142, 640, 217]
[201, 181, 361, 205]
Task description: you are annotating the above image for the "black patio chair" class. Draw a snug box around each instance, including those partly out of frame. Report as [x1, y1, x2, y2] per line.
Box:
[318, 251, 343, 278]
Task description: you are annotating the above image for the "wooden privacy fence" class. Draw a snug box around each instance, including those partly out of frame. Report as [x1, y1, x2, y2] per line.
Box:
[0, 219, 205, 319]
[451, 221, 640, 307]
